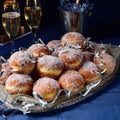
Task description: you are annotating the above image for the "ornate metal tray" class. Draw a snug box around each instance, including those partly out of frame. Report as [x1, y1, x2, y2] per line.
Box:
[0, 42, 120, 117]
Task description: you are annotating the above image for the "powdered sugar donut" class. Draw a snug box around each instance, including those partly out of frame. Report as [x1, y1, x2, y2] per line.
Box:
[47, 40, 62, 51]
[58, 70, 84, 93]
[28, 43, 51, 59]
[37, 55, 64, 78]
[61, 32, 86, 50]
[58, 48, 83, 70]
[0, 62, 13, 85]
[93, 52, 116, 74]
[47, 40, 62, 56]
[82, 51, 94, 62]
[5, 73, 33, 95]
[79, 61, 101, 84]
[8, 51, 36, 74]
[33, 77, 60, 102]
[88, 43, 107, 53]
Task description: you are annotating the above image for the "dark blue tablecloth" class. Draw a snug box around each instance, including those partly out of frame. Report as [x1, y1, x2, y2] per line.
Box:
[0, 26, 120, 120]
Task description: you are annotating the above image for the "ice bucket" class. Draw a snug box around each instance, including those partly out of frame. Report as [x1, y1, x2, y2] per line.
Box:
[59, 3, 93, 36]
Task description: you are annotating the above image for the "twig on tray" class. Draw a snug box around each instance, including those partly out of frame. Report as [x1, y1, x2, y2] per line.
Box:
[38, 38, 45, 45]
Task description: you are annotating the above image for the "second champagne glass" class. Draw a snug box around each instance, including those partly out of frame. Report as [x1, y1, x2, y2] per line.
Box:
[24, 0, 42, 43]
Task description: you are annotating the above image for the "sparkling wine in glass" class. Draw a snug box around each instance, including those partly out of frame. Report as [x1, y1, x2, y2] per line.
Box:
[24, 0, 42, 43]
[2, 0, 21, 54]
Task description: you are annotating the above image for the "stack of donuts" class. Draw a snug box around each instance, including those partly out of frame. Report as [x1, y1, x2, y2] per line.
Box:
[0, 32, 116, 102]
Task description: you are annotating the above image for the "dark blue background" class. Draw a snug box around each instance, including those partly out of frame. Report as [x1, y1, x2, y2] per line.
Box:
[0, 0, 120, 120]
[0, 0, 120, 40]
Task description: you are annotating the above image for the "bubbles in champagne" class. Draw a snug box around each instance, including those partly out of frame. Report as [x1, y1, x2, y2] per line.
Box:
[24, 7, 42, 29]
[2, 12, 20, 38]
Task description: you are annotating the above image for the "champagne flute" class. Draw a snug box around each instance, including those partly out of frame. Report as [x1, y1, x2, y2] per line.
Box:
[2, 0, 21, 54]
[24, 0, 42, 43]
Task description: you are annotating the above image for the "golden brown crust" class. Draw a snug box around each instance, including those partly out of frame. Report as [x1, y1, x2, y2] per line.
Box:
[0, 62, 13, 85]
[33, 77, 60, 102]
[58, 70, 84, 92]
[79, 61, 101, 84]
[47, 40, 63, 57]
[36, 55, 64, 78]
[93, 52, 116, 74]
[47, 40, 62, 51]
[88, 43, 107, 53]
[61, 32, 86, 50]
[58, 48, 83, 70]
[5, 73, 33, 95]
[8, 51, 36, 74]
[27, 43, 51, 59]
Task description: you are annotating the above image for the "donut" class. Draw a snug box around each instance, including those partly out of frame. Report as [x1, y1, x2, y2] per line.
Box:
[0, 62, 13, 85]
[82, 51, 94, 62]
[93, 52, 116, 74]
[88, 43, 107, 53]
[8, 51, 36, 74]
[1, 62, 10, 69]
[58, 48, 83, 70]
[58, 70, 84, 93]
[33, 77, 60, 102]
[79, 61, 101, 84]
[27, 43, 51, 59]
[36, 55, 64, 78]
[5, 73, 33, 95]
[61, 32, 86, 50]
[47, 40, 62, 51]
[47, 40, 62, 56]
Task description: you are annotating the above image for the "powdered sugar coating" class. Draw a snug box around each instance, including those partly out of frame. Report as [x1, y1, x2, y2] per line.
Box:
[28, 43, 51, 58]
[79, 61, 101, 84]
[93, 52, 116, 73]
[80, 61, 98, 74]
[28, 43, 46, 51]
[37, 55, 64, 78]
[59, 48, 83, 61]
[37, 55, 64, 70]
[6, 73, 33, 85]
[0, 62, 13, 85]
[33, 77, 60, 92]
[47, 40, 63, 57]
[47, 40, 62, 50]
[33, 77, 60, 101]
[61, 32, 86, 49]
[59, 48, 83, 69]
[9, 51, 35, 64]
[58, 70, 84, 92]
[5, 73, 33, 95]
[9, 51, 36, 74]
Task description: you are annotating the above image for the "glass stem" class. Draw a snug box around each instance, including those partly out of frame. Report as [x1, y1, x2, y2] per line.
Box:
[10, 36, 15, 54]
[32, 28, 37, 44]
